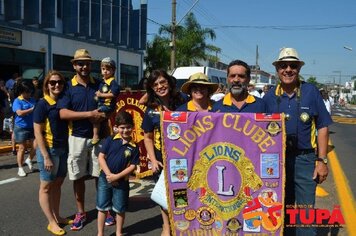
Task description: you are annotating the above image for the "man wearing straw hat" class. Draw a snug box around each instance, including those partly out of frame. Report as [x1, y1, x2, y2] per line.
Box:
[58, 49, 107, 230]
[211, 59, 266, 113]
[263, 47, 332, 235]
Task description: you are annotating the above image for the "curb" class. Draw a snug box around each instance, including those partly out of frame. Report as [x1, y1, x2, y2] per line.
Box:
[0, 145, 13, 153]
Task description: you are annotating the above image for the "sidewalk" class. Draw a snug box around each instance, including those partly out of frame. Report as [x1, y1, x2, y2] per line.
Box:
[0, 138, 13, 153]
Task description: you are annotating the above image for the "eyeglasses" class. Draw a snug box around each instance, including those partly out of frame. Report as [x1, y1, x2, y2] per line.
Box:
[76, 61, 91, 67]
[153, 79, 169, 88]
[48, 80, 64, 86]
[277, 62, 299, 70]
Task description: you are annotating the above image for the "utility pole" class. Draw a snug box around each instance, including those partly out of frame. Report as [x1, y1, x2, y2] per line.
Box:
[170, 0, 177, 72]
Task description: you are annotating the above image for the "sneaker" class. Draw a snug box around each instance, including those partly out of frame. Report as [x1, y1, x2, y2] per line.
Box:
[17, 167, 27, 177]
[105, 212, 116, 226]
[25, 158, 33, 171]
[70, 212, 86, 231]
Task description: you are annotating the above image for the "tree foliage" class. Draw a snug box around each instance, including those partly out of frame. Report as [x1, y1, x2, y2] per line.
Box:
[144, 12, 220, 74]
[307, 76, 322, 88]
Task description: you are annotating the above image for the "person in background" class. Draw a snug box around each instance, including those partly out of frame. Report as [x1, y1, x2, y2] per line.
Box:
[263, 47, 332, 236]
[210, 83, 226, 102]
[211, 59, 266, 113]
[176, 72, 218, 111]
[57, 49, 107, 231]
[12, 80, 36, 177]
[320, 88, 332, 115]
[96, 111, 139, 236]
[89, 57, 120, 148]
[0, 79, 7, 138]
[34, 71, 71, 236]
[261, 84, 270, 97]
[142, 69, 185, 236]
[247, 80, 262, 98]
[32, 76, 43, 101]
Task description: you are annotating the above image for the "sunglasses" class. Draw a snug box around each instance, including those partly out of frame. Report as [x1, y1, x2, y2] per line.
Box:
[76, 61, 91, 67]
[48, 80, 64, 86]
[278, 62, 299, 70]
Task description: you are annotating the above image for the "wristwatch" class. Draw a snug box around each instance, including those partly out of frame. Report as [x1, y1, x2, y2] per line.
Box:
[316, 157, 328, 165]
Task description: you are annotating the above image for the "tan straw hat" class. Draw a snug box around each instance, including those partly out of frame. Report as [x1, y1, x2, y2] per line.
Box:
[272, 47, 305, 66]
[181, 72, 219, 94]
[71, 49, 93, 63]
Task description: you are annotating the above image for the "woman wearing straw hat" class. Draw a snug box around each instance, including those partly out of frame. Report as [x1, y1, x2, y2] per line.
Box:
[176, 72, 218, 111]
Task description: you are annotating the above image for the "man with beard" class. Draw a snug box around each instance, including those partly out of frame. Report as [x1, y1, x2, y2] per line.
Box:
[58, 49, 107, 230]
[211, 59, 266, 112]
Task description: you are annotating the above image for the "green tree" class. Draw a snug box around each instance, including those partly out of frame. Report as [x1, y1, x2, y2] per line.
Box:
[144, 36, 171, 73]
[307, 76, 322, 88]
[144, 12, 220, 73]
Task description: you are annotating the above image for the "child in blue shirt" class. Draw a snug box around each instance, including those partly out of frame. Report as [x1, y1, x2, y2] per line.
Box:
[90, 57, 120, 147]
[96, 111, 139, 236]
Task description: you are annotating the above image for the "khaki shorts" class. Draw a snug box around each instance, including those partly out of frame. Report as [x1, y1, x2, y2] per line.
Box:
[67, 135, 101, 180]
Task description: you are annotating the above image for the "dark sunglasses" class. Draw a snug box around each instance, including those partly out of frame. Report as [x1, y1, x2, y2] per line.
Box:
[278, 62, 299, 70]
[48, 80, 64, 86]
[76, 61, 91, 67]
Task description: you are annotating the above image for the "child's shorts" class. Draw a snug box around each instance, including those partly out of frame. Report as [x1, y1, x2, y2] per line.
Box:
[3, 117, 13, 132]
[96, 174, 129, 213]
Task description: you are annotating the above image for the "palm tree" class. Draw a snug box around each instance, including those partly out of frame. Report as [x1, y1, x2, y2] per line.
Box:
[145, 12, 220, 72]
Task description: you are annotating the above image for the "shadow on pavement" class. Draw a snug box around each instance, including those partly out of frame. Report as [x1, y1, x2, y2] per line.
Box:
[120, 214, 162, 236]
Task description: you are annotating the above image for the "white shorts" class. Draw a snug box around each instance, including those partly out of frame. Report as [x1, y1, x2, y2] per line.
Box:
[67, 135, 101, 180]
[3, 117, 13, 132]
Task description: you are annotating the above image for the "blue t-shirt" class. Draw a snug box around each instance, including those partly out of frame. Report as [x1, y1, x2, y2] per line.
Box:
[263, 82, 333, 149]
[57, 76, 99, 138]
[33, 95, 68, 148]
[100, 134, 139, 182]
[211, 93, 266, 113]
[97, 77, 120, 111]
[12, 95, 36, 129]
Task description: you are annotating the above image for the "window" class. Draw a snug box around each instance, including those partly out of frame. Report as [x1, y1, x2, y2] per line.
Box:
[120, 64, 138, 88]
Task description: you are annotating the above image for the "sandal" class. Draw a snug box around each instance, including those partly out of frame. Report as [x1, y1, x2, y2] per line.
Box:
[57, 218, 74, 226]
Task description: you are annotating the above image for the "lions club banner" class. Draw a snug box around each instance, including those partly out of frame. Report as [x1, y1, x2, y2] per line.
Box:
[162, 111, 285, 235]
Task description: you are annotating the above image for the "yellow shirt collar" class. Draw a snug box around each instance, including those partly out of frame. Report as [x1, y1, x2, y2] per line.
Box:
[43, 95, 56, 105]
[222, 93, 255, 105]
[274, 83, 299, 96]
[187, 100, 213, 111]
[113, 133, 136, 147]
[103, 77, 115, 85]
[18, 95, 24, 100]
[71, 75, 96, 86]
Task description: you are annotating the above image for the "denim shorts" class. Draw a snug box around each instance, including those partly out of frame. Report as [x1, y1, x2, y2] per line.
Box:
[37, 147, 68, 181]
[96, 174, 129, 213]
[14, 125, 34, 143]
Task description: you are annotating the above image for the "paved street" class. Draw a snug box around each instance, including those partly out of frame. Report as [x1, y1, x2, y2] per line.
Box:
[0, 104, 355, 236]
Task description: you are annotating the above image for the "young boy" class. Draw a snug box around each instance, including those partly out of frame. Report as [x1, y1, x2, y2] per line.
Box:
[89, 57, 120, 147]
[96, 111, 139, 236]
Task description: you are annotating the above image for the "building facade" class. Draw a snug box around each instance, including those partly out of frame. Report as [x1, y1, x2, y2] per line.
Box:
[0, 0, 147, 87]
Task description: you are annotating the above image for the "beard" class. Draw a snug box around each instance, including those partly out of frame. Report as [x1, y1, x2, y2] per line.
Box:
[229, 82, 247, 97]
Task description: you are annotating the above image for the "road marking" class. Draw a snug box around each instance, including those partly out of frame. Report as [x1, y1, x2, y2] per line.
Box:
[0, 177, 20, 185]
[329, 139, 356, 236]
[332, 116, 356, 124]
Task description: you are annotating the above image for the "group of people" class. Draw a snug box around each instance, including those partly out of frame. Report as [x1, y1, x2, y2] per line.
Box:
[142, 47, 332, 236]
[0, 46, 332, 236]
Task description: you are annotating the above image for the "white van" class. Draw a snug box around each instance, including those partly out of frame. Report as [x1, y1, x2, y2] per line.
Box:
[171, 66, 227, 90]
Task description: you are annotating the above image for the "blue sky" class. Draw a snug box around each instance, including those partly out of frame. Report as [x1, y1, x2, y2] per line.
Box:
[145, 0, 356, 85]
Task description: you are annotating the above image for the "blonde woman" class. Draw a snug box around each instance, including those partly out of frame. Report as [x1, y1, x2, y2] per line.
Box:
[33, 71, 70, 235]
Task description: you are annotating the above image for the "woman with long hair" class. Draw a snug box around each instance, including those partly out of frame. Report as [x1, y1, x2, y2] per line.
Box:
[141, 69, 184, 236]
[33, 71, 70, 235]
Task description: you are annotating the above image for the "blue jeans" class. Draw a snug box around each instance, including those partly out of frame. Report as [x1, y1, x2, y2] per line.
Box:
[96, 174, 129, 213]
[37, 147, 68, 181]
[285, 151, 317, 236]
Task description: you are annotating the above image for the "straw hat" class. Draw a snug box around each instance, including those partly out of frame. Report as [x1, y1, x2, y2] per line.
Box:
[272, 47, 305, 66]
[71, 49, 93, 63]
[181, 72, 219, 94]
